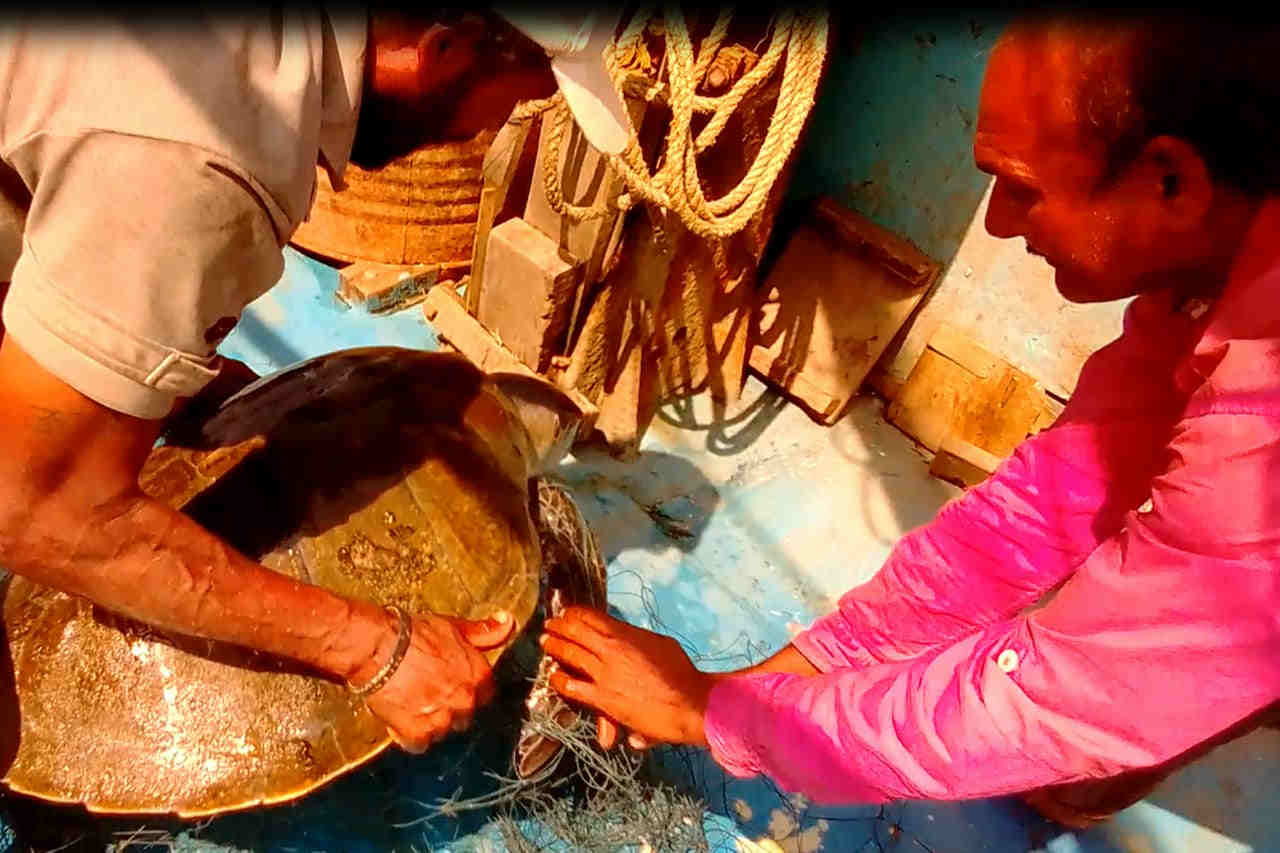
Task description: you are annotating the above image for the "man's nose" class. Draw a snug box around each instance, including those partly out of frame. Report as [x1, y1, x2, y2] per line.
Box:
[984, 178, 1030, 239]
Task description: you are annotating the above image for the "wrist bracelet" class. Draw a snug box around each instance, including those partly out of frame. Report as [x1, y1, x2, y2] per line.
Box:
[347, 605, 412, 698]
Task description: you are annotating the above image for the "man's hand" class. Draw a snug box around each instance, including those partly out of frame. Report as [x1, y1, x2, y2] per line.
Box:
[540, 607, 714, 748]
[363, 611, 514, 752]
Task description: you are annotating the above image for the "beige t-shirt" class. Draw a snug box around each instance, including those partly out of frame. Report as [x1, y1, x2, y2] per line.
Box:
[0, 9, 367, 418]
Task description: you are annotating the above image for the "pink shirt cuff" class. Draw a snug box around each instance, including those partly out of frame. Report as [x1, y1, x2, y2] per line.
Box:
[704, 672, 798, 779]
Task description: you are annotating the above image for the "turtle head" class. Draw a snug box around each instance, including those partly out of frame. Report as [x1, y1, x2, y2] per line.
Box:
[489, 372, 585, 477]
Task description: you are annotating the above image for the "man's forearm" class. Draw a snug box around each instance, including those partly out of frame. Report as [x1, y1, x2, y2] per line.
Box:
[0, 336, 399, 685]
[715, 643, 820, 681]
[4, 488, 398, 683]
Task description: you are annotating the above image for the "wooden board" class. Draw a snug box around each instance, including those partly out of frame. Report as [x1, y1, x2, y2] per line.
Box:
[886, 347, 978, 452]
[957, 363, 1046, 458]
[523, 95, 649, 354]
[468, 114, 539, 315]
[337, 261, 450, 314]
[476, 217, 582, 373]
[523, 118, 627, 291]
[750, 198, 939, 424]
[887, 323, 1048, 462]
[929, 435, 1003, 489]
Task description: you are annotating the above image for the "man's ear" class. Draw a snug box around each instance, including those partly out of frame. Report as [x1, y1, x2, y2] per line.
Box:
[1138, 135, 1215, 228]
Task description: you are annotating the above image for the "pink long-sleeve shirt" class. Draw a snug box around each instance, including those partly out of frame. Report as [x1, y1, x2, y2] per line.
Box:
[703, 200, 1280, 804]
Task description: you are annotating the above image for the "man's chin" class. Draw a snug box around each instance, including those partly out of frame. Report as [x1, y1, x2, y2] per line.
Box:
[1052, 267, 1130, 304]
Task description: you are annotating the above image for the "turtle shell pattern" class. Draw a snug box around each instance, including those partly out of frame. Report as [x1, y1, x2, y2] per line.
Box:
[0, 349, 542, 817]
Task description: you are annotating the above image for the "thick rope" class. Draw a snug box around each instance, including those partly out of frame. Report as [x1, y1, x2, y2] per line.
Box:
[523, 6, 829, 239]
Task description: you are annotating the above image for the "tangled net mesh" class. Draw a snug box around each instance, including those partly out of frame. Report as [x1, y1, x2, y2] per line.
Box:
[394, 478, 716, 852]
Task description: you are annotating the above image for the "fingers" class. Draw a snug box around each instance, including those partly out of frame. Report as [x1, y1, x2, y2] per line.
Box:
[539, 634, 604, 680]
[470, 663, 497, 707]
[452, 610, 514, 650]
[543, 607, 618, 648]
[597, 715, 618, 750]
[387, 706, 454, 754]
[551, 605, 622, 637]
[548, 669, 609, 712]
[596, 716, 652, 752]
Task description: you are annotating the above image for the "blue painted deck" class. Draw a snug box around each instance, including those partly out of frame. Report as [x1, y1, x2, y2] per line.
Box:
[156, 249, 1276, 852]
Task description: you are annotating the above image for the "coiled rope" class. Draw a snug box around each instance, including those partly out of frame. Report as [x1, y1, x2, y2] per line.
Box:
[520, 5, 830, 240]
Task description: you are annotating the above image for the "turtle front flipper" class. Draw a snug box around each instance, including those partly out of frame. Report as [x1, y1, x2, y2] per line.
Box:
[514, 479, 608, 779]
[487, 373, 586, 479]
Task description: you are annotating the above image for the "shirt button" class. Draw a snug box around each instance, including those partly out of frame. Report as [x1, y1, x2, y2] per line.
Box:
[997, 649, 1020, 673]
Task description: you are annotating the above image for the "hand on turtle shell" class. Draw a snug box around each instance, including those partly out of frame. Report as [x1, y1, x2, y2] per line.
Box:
[363, 610, 514, 753]
[540, 606, 713, 749]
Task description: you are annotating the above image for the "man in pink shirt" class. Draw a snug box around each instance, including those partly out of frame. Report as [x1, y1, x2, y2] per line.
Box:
[540, 11, 1280, 826]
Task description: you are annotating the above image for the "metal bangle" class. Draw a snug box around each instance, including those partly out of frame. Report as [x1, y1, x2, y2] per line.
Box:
[347, 605, 412, 698]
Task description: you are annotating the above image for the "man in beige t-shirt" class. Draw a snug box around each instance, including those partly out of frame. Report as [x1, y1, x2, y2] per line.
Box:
[0, 8, 631, 753]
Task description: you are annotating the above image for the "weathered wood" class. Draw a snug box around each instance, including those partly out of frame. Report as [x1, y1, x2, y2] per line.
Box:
[468, 116, 539, 315]
[929, 434, 1003, 489]
[887, 324, 1046, 458]
[561, 209, 678, 454]
[524, 119, 625, 290]
[524, 95, 650, 355]
[338, 260, 448, 313]
[887, 346, 978, 452]
[750, 198, 940, 424]
[476, 218, 583, 373]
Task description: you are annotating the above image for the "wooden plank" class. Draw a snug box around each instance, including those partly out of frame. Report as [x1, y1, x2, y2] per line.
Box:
[468, 115, 538, 315]
[954, 363, 1045, 458]
[929, 434, 1003, 489]
[886, 347, 979, 452]
[476, 217, 582, 373]
[750, 200, 940, 424]
[928, 321, 1002, 380]
[887, 326, 1047, 458]
[524, 119, 624, 288]
[338, 260, 442, 314]
[524, 96, 649, 355]
[560, 208, 678, 453]
[1031, 393, 1067, 435]
[810, 197, 939, 290]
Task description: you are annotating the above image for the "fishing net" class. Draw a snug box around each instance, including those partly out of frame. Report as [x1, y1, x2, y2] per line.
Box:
[391, 478, 717, 852]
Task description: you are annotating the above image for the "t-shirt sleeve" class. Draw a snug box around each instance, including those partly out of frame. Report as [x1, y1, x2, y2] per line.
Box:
[0, 130, 285, 419]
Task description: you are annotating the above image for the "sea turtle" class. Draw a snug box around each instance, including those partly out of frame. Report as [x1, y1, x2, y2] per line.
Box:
[0, 347, 600, 818]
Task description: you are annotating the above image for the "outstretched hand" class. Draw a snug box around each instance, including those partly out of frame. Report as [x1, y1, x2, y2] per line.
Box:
[540, 606, 714, 749]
